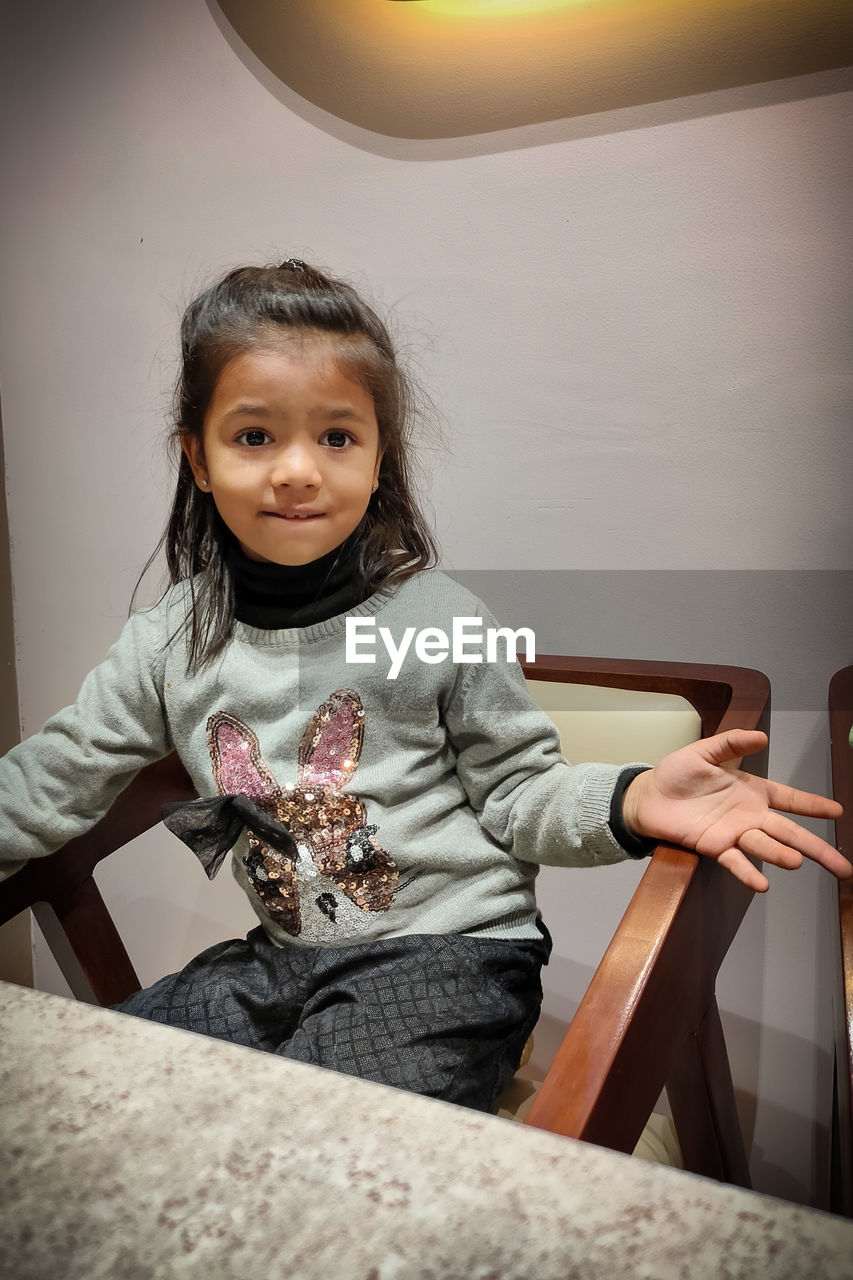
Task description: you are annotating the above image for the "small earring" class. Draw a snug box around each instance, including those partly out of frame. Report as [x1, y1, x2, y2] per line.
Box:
[371, 482, 378, 493]
[199, 480, 209, 489]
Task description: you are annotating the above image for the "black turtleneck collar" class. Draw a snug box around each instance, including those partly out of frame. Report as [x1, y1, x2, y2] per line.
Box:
[224, 530, 374, 630]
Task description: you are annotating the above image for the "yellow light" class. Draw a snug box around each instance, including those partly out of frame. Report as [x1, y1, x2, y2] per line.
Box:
[392, 0, 586, 14]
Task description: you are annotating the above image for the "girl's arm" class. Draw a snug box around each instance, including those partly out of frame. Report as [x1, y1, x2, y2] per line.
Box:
[444, 647, 849, 886]
[0, 603, 172, 881]
[442, 652, 646, 869]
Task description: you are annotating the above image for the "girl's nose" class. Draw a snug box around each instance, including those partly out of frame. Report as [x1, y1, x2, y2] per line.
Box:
[269, 444, 322, 489]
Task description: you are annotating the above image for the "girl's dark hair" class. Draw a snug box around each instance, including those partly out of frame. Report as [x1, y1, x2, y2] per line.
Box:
[137, 260, 438, 671]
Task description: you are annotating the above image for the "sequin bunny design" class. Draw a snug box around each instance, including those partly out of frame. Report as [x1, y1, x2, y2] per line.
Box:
[207, 690, 397, 941]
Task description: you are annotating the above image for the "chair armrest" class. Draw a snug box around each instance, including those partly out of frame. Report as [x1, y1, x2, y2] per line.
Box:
[521, 657, 770, 1183]
[0, 752, 196, 927]
[830, 666, 853, 857]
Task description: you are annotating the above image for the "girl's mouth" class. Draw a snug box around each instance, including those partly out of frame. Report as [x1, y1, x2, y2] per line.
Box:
[266, 512, 324, 521]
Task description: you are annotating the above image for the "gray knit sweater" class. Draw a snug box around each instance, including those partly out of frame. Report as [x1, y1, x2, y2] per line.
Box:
[0, 570, 635, 947]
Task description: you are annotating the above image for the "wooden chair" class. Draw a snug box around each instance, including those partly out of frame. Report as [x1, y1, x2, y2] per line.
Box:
[0, 656, 769, 1186]
[829, 665, 853, 1217]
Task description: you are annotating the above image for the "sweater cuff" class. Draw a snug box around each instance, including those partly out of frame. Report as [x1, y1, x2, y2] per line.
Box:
[609, 766, 658, 859]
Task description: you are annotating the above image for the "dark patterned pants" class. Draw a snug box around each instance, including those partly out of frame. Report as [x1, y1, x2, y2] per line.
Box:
[114, 925, 550, 1113]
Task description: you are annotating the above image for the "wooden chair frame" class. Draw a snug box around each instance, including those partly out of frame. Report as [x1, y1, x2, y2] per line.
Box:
[829, 665, 853, 1217]
[516, 657, 769, 1187]
[0, 655, 770, 1185]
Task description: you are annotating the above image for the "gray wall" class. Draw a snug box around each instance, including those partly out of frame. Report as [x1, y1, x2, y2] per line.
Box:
[1, 0, 851, 1207]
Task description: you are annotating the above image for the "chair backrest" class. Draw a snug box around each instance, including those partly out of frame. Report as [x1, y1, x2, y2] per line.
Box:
[0, 655, 769, 1185]
[829, 665, 853, 1217]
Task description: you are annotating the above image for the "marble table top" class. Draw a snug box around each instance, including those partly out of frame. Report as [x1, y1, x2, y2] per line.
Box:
[1, 980, 852, 1279]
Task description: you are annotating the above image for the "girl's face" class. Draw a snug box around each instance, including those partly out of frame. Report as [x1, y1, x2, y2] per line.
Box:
[182, 336, 383, 565]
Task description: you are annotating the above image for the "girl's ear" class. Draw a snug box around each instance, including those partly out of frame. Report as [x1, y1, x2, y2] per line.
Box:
[180, 433, 210, 491]
[372, 444, 385, 489]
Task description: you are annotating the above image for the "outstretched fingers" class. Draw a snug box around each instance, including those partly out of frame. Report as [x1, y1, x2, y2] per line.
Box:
[740, 814, 852, 879]
[736, 828, 803, 871]
[715, 847, 770, 893]
[696, 729, 768, 768]
[765, 779, 843, 822]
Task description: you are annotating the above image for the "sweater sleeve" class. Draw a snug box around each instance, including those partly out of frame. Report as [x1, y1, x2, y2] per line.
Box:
[0, 603, 173, 881]
[441, 627, 644, 869]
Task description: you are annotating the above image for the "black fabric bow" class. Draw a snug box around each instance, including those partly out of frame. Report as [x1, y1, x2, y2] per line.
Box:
[162, 796, 298, 880]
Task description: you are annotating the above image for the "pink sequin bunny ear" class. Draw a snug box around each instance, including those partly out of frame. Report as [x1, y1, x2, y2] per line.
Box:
[206, 711, 301, 933]
[297, 689, 365, 791]
[208, 712, 280, 804]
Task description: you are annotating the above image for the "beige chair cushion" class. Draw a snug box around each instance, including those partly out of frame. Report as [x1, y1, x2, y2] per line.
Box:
[524, 680, 701, 766]
[495, 1075, 683, 1168]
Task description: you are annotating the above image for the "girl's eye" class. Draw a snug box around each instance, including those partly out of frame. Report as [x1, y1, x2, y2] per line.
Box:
[237, 429, 271, 447]
[322, 430, 352, 449]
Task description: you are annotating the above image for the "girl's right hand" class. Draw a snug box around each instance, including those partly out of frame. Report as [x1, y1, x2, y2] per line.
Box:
[621, 730, 850, 892]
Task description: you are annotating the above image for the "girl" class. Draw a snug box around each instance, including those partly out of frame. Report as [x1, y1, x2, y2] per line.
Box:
[0, 260, 848, 1112]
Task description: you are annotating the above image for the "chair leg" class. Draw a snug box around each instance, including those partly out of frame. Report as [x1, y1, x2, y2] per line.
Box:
[31, 878, 141, 1007]
[666, 997, 751, 1188]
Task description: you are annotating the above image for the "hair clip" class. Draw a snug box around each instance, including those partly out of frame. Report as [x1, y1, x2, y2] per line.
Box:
[280, 258, 307, 271]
